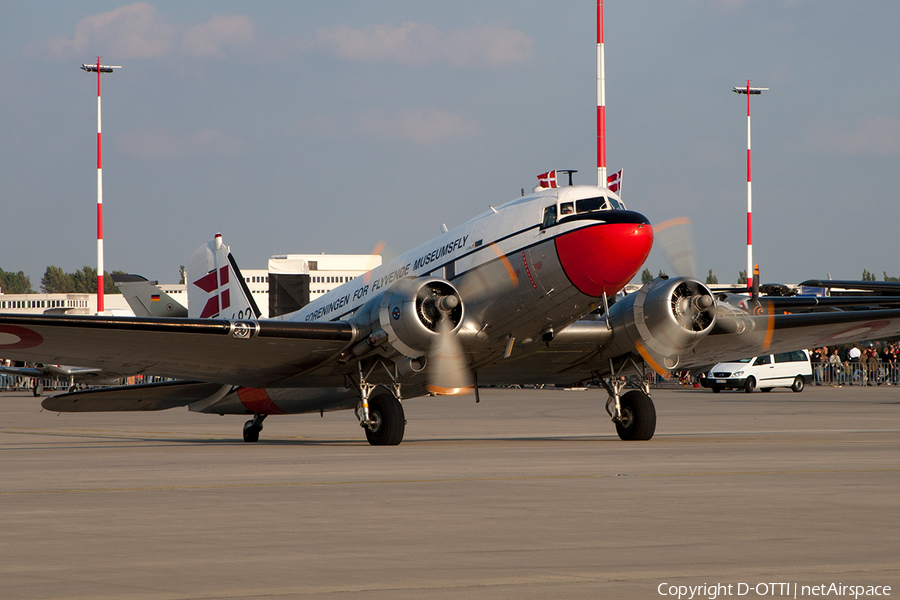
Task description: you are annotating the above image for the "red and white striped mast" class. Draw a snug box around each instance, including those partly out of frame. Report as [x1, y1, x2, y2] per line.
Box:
[733, 81, 767, 290]
[597, 0, 607, 187]
[81, 59, 121, 313]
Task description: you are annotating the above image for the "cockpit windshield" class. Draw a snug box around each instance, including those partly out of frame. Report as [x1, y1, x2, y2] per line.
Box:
[572, 195, 626, 213]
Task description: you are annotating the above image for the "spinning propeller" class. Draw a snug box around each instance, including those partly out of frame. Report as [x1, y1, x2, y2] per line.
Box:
[654, 217, 774, 353]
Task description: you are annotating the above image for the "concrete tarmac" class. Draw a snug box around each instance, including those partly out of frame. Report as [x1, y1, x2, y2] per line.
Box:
[1, 385, 898, 599]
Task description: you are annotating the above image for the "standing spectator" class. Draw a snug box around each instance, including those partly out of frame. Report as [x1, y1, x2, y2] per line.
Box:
[848, 344, 861, 385]
[829, 349, 844, 387]
[811, 347, 823, 385]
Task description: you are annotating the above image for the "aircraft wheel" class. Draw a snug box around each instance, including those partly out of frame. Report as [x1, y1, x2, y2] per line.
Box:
[791, 376, 805, 393]
[615, 390, 656, 441]
[364, 392, 406, 446]
[33, 381, 43, 397]
[743, 377, 755, 393]
[242, 420, 261, 443]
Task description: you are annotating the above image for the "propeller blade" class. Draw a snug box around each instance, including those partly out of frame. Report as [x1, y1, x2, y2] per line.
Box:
[426, 301, 474, 396]
[455, 242, 519, 305]
[654, 217, 697, 280]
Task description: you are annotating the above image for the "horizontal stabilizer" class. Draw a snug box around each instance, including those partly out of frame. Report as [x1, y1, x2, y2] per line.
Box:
[41, 381, 228, 412]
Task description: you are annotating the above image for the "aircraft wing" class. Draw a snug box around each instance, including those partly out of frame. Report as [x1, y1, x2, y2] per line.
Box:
[0, 314, 355, 388]
[0, 365, 43, 378]
[681, 308, 900, 368]
[475, 304, 900, 387]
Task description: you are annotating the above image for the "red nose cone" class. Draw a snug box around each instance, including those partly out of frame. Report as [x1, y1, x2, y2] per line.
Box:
[555, 219, 653, 297]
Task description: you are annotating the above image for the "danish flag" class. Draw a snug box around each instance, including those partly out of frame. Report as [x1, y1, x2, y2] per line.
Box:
[606, 169, 623, 194]
[193, 265, 231, 318]
[537, 171, 558, 189]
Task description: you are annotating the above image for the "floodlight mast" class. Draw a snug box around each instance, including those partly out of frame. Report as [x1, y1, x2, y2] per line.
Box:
[597, 0, 607, 187]
[80, 59, 121, 313]
[733, 81, 768, 291]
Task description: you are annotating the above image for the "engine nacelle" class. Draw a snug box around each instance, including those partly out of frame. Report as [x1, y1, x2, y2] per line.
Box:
[351, 277, 465, 359]
[604, 277, 716, 370]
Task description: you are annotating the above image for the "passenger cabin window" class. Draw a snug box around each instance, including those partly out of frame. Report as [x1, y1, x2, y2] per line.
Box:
[541, 205, 557, 229]
[560, 202, 574, 216]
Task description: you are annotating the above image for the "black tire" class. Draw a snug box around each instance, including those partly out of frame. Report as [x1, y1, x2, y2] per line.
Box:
[791, 376, 805, 393]
[760, 387, 772, 393]
[743, 377, 755, 393]
[242, 420, 261, 443]
[365, 392, 406, 446]
[711, 386, 721, 393]
[615, 390, 656, 441]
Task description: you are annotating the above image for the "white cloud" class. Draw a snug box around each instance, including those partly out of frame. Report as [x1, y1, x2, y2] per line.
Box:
[44, 2, 174, 59]
[807, 116, 900, 156]
[312, 22, 533, 67]
[116, 127, 241, 159]
[42, 3, 254, 60]
[182, 14, 255, 58]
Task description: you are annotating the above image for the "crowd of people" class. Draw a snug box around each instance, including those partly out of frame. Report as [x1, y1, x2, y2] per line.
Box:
[810, 342, 900, 386]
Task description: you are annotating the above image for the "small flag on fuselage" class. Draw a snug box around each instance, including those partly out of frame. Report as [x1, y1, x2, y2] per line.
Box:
[607, 169, 623, 194]
[151, 294, 160, 302]
[537, 170, 558, 188]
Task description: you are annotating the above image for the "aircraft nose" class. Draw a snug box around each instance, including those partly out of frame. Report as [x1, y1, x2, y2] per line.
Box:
[555, 211, 654, 297]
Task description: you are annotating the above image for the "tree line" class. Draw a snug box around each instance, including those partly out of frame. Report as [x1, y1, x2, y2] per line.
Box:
[0, 267, 123, 295]
[640, 268, 900, 286]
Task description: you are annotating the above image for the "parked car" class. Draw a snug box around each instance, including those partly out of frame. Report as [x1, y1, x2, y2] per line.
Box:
[700, 350, 812, 393]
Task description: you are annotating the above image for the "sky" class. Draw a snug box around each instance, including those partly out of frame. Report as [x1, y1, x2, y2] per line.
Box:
[1, 1, 899, 290]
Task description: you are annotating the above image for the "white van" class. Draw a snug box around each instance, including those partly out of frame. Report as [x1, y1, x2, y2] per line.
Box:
[702, 350, 812, 393]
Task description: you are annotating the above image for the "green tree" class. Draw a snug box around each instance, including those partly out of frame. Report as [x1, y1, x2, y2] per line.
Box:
[179, 265, 186, 285]
[657, 269, 668, 279]
[41, 266, 74, 293]
[862, 269, 876, 282]
[884, 271, 900, 282]
[71, 266, 98, 293]
[0, 268, 33, 294]
[737, 269, 747, 285]
[640, 268, 653, 284]
[705, 269, 718, 284]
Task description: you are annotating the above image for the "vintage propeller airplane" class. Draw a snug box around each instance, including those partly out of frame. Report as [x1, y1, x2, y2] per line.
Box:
[3, 178, 900, 445]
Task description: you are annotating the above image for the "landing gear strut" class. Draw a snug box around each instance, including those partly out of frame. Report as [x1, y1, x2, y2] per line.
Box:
[597, 358, 657, 441]
[243, 413, 267, 443]
[355, 360, 406, 446]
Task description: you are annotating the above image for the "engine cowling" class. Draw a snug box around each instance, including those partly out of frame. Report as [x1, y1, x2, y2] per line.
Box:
[604, 277, 716, 370]
[352, 277, 465, 360]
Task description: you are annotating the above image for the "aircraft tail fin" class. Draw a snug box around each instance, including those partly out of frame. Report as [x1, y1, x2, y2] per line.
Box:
[112, 274, 188, 318]
[186, 233, 261, 320]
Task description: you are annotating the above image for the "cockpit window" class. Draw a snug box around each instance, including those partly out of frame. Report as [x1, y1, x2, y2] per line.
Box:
[575, 196, 609, 213]
[608, 197, 625, 210]
[541, 205, 557, 229]
[560, 202, 574, 216]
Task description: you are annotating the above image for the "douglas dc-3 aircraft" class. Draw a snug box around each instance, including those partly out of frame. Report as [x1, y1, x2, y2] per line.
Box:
[3, 180, 900, 445]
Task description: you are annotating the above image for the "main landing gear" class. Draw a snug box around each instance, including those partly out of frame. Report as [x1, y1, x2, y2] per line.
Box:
[355, 360, 406, 446]
[597, 360, 657, 441]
